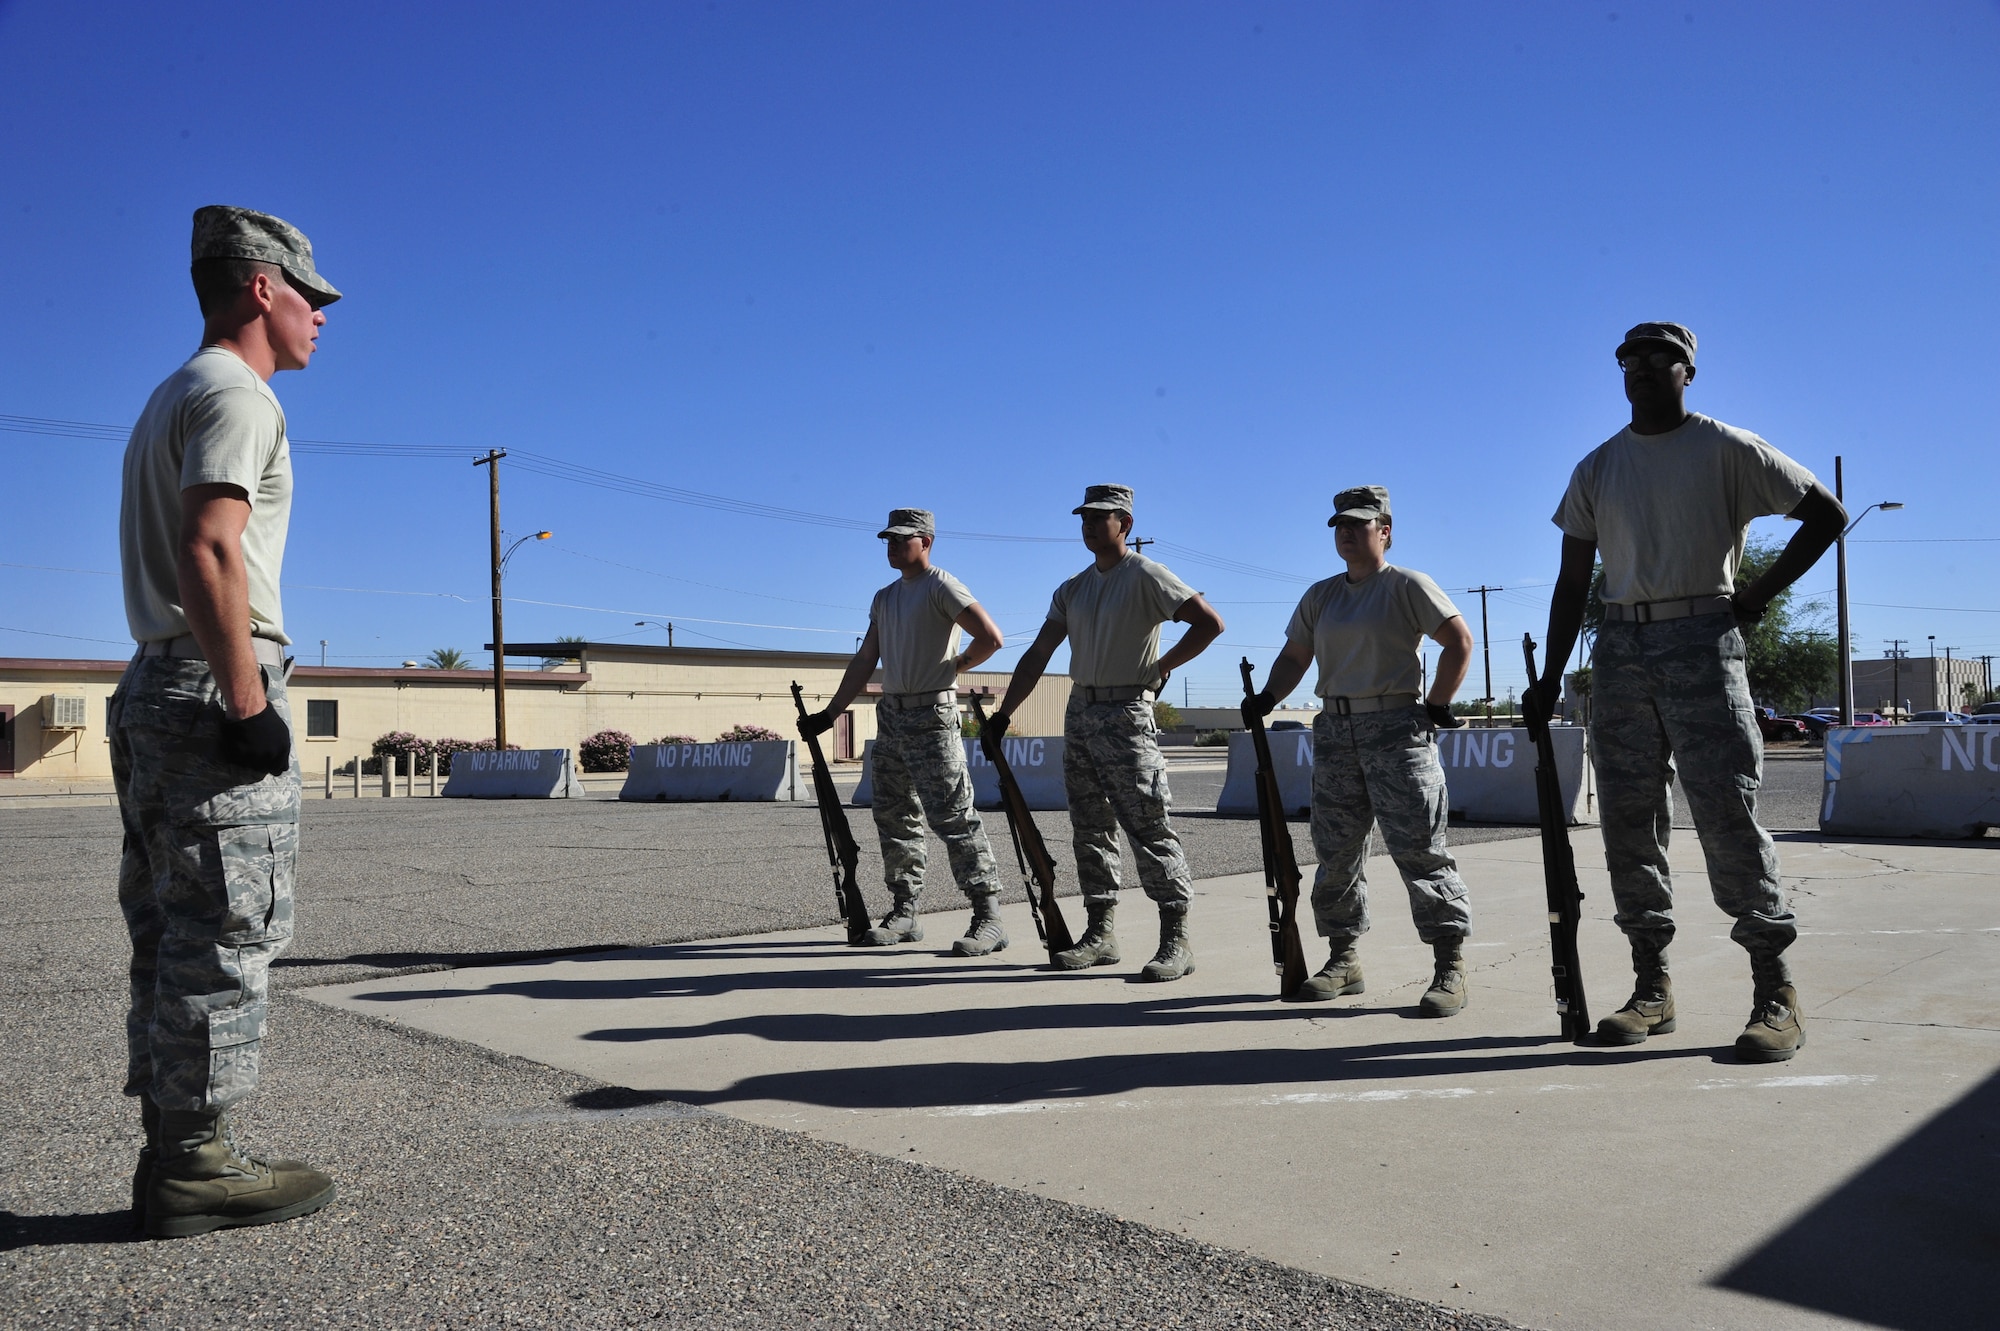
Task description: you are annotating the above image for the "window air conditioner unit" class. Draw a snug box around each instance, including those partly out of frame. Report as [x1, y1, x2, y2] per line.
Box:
[44, 694, 89, 729]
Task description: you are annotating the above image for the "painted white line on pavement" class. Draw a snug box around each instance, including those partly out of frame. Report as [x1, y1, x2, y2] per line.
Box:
[1254, 1087, 1483, 1106]
[1694, 1074, 1877, 1091]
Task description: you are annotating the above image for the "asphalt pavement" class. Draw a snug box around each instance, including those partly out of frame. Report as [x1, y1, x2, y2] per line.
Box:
[0, 746, 1835, 1329]
[2, 787, 1524, 1330]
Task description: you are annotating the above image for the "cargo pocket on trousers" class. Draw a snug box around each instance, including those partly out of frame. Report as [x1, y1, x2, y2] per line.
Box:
[216, 824, 286, 946]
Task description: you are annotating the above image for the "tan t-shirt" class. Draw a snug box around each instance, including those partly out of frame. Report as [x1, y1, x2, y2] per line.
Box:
[1553, 413, 1816, 606]
[1286, 565, 1460, 699]
[1047, 553, 1197, 688]
[870, 567, 977, 694]
[119, 347, 294, 645]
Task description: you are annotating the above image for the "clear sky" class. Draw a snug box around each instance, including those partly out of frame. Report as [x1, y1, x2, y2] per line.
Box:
[3, 1, 1996, 710]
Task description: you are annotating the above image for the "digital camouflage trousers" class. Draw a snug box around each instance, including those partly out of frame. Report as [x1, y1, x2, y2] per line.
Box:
[870, 700, 1000, 904]
[1308, 705, 1471, 943]
[1589, 613, 1795, 957]
[110, 656, 299, 1113]
[1062, 698, 1192, 909]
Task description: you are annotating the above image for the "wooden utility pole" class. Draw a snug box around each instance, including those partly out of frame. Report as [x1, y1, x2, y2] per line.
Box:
[474, 449, 508, 748]
[1469, 585, 1503, 723]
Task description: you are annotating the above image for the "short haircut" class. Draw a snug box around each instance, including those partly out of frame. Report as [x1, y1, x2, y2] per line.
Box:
[190, 257, 284, 319]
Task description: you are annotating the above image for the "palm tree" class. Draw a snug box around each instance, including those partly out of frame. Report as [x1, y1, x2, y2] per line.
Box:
[426, 647, 470, 670]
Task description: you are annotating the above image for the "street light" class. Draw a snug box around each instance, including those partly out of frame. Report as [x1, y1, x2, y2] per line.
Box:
[489, 529, 551, 748]
[634, 618, 675, 647]
[1833, 467, 1902, 725]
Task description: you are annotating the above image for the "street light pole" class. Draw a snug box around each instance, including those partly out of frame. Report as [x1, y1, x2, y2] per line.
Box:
[635, 619, 676, 648]
[1831, 455, 1902, 725]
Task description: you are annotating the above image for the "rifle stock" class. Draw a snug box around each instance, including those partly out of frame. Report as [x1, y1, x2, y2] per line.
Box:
[1240, 658, 1310, 997]
[792, 682, 872, 945]
[970, 693, 1075, 959]
[1521, 638, 1592, 1042]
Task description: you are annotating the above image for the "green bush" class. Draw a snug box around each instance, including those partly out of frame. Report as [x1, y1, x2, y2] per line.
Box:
[717, 724, 783, 742]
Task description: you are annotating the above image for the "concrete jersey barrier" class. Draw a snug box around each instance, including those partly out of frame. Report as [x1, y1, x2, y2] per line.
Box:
[850, 736, 1068, 811]
[441, 748, 587, 799]
[1215, 724, 1589, 825]
[619, 740, 801, 802]
[1820, 723, 2000, 838]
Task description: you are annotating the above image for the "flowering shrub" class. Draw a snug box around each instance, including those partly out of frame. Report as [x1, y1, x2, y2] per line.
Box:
[579, 729, 635, 772]
[650, 734, 698, 746]
[363, 733, 514, 775]
[717, 724, 783, 742]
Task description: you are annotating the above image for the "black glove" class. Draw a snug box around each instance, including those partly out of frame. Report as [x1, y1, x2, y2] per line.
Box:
[981, 712, 1010, 745]
[218, 705, 291, 776]
[798, 708, 835, 739]
[1241, 690, 1276, 726]
[1425, 701, 1464, 730]
[1524, 678, 1562, 723]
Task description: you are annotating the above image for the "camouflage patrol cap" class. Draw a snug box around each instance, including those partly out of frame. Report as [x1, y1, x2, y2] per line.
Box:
[190, 205, 342, 306]
[878, 508, 936, 539]
[1615, 321, 1695, 366]
[1328, 485, 1391, 526]
[1072, 484, 1134, 515]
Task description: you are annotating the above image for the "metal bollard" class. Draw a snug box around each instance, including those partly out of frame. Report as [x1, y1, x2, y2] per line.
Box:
[353, 756, 362, 798]
[381, 757, 393, 798]
[324, 755, 333, 799]
[404, 754, 415, 797]
[428, 753, 439, 796]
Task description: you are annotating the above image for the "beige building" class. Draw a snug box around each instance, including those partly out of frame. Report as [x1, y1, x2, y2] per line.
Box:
[0, 641, 1071, 782]
[1851, 655, 1992, 716]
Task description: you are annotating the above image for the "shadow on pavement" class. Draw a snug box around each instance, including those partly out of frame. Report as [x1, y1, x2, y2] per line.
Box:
[0, 1210, 138, 1250]
[1714, 1066, 2000, 1331]
[575, 1034, 1720, 1111]
[580, 992, 1354, 1045]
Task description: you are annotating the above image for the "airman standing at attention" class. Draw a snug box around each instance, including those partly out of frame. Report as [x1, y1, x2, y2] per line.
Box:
[803, 509, 1011, 955]
[113, 206, 341, 1237]
[990, 485, 1225, 981]
[1530, 322, 1845, 1061]
[1244, 486, 1478, 1016]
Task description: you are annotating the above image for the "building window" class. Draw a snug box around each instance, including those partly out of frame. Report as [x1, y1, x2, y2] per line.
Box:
[305, 699, 339, 739]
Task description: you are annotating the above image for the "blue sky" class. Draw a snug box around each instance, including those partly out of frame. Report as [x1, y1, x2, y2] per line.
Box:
[3, 1, 1996, 708]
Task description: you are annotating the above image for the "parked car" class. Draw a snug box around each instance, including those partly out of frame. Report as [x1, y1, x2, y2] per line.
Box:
[1852, 712, 1893, 726]
[1975, 701, 2000, 716]
[1967, 713, 2000, 726]
[1755, 707, 1809, 742]
[1270, 720, 1307, 732]
[1912, 710, 1967, 724]
[1784, 714, 1833, 742]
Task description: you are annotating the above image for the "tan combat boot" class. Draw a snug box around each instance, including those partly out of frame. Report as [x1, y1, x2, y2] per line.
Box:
[1736, 952, 1805, 1062]
[859, 899, 923, 947]
[1596, 936, 1676, 1045]
[1295, 939, 1365, 1002]
[146, 1109, 336, 1239]
[1140, 908, 1195, 982]
[951, 893, 1009, 957]
[1418, 936, 1469, 1017]
[1054, 902, 1119, 970]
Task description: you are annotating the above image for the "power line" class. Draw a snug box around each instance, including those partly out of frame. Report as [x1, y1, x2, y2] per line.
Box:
[3, 411, 1313, 584]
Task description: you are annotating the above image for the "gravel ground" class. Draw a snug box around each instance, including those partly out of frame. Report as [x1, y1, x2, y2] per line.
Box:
[0, 793, 1526, 1330]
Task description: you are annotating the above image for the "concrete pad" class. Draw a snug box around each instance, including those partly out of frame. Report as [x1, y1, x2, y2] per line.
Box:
[305, 835, 2000, 1331]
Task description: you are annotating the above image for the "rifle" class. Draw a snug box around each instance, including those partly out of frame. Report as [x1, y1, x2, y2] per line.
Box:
[970, 693, 1075, 960]
[1240, 658, 1309, 997]
[1521, 636, 1591, 1042]
[791, 682, 873, 945]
